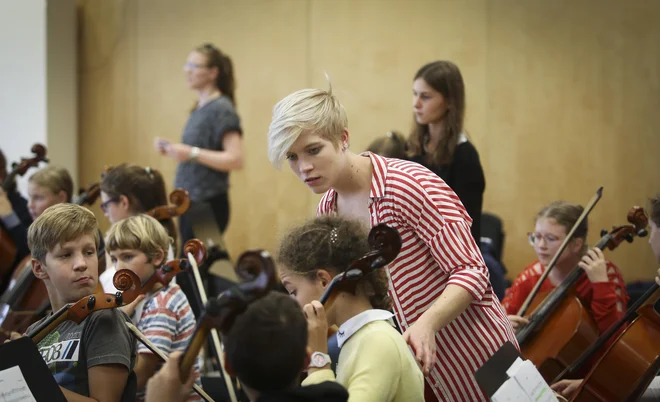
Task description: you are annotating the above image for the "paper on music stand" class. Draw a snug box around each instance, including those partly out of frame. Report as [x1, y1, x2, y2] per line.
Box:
[0, 366, 36, 402]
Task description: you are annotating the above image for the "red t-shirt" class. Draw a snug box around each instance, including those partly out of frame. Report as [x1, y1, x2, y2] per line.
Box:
[502, 260, 629, 335]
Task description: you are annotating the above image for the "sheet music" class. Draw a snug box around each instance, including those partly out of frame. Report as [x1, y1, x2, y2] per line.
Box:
[0, 366, 36, 402]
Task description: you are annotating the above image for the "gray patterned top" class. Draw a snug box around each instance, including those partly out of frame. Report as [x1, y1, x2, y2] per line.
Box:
[174, 95, 242, 201]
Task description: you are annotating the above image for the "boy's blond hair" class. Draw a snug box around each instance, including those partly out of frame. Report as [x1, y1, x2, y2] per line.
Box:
[28, 204, 100, 263]
[29, 165, 74, 202]
[267, 82, 348, 169]
[105, 214, 171, 263]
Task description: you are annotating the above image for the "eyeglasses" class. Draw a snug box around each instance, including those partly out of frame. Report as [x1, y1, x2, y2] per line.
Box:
[183, 62, 209, 70]
[100, 197, 119, 212]
[527, 232, 561, 247]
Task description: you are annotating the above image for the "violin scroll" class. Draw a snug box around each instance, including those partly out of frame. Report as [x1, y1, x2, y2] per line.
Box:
[234, 250, 278, 292]
[146, 189, 191, 220]
[112, 269, 142, 303]
[367, 224, 402, 268]
[169, 189, 191, 214]
[604, 206, 648, 250]
[3, 144, 48, 191]
[183, 239, 207, 266]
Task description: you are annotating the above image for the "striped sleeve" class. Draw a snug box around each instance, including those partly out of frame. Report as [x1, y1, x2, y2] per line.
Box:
[392, 169, 490, 301]
[136, 289, 188, 356]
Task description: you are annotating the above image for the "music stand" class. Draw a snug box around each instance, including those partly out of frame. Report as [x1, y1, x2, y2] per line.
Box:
[0, 336, 66, 401]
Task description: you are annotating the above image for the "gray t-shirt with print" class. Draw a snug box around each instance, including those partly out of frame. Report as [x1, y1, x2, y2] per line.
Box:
[174, 96, 242, 202]
[26, 308, 136, 397]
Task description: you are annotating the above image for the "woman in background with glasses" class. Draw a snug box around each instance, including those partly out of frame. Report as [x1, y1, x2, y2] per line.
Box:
[153, 43, 243, 256]
[501, 201, 628, 333]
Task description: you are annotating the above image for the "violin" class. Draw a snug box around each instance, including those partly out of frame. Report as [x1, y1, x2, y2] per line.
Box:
[26, 269, 141, 343]
[179, 249, 278, 382]
[128, 239, 206, 298]
[517, 206, 648, 382]
[0, 144, 48, 284]
[76, 182, 101, 207]
[0, 183, 109, 340]
[568, 280, 660, 401]
[146, 189, 190, 220]
[320, 223, 401, 315]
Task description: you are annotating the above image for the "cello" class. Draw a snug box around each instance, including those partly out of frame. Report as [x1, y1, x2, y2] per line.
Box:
[568, 283, 660, 401]
[0, 144, 48, 286]
[516, 206, 648, 382]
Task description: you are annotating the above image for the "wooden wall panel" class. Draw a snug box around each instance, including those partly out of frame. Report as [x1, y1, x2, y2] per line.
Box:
[77, 0, 660, 282]
[484, 0, 660, 281]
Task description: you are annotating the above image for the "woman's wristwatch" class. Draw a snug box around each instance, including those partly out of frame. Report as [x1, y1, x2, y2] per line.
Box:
[308, 351, 331, 369]
[189, 146, 201, 161]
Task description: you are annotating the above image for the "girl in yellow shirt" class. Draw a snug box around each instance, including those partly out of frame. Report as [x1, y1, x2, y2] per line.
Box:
[278, 216, 424, 402]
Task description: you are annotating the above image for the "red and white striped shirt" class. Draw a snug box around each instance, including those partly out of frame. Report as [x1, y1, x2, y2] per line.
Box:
[318, 153, 518, 401]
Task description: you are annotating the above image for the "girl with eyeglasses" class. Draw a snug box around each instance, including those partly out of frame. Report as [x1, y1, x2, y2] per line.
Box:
[501, 201, 629, 334]
[153, 43, 243, 257]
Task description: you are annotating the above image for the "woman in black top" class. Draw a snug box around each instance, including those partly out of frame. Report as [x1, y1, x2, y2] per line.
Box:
[154, 43, 244, 255]
[408, 61, 485, 243]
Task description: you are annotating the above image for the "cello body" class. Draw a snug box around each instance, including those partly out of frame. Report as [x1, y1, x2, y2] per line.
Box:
[0, 229, 17, 277]
[571, 292, 660, 402]
[521, 289, 601, 382]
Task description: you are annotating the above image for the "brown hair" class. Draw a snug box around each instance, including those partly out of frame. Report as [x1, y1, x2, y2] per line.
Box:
[195, 43, 236, 106]
[277, 216, 391, 310]
[28, 203, 100, 263]
[29, 166, 74, 202]
[536, 201, 588, 252]
[649, 195, 660, 227]
[100, 164, 177, 254]
[407, 60, 466, 166]
[367, 131, 407, 159]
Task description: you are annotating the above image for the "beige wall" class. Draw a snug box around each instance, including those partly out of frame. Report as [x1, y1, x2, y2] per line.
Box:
[77, 0, 660, 282]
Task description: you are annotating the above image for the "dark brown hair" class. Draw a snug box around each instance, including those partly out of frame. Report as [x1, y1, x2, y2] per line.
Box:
[367, 131, 407, 159]
[100, 164, 177, 254]
[277, 216, 391, 310]
[649, 195, 660, 227]
[224, 292, 307, 392]
[196, 43, 236, 106]
[407, 60, 466, 166]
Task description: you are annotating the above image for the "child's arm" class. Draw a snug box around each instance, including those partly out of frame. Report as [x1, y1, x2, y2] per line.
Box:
[60, 364, 129, 402]
[82, 309, 135, 402]
[134, 353, 161, 390]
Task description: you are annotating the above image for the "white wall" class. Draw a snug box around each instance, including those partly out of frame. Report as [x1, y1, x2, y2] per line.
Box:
[0, 0, 77, 196]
